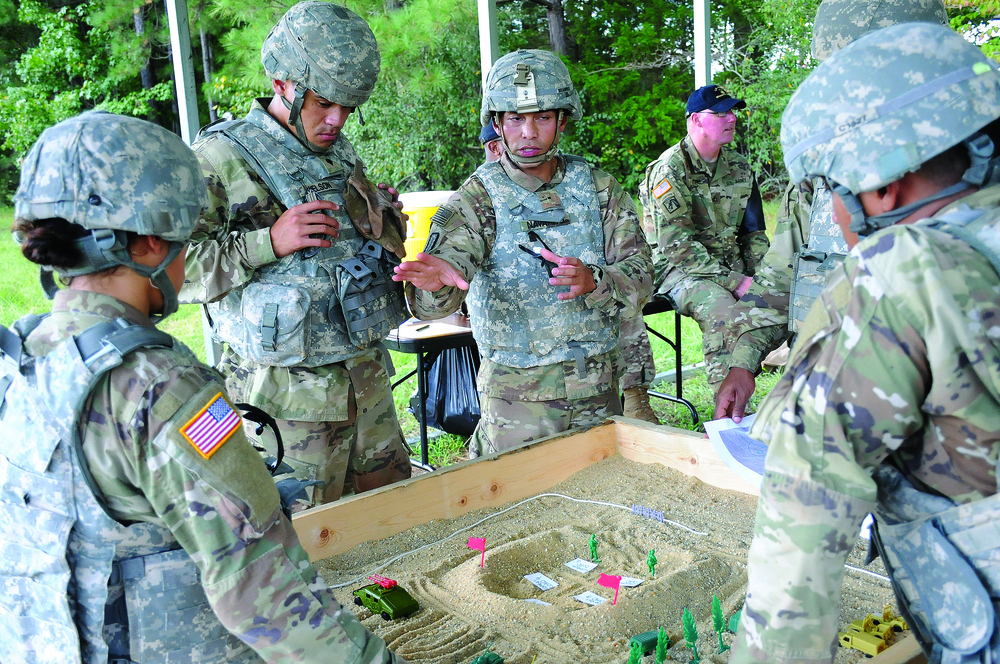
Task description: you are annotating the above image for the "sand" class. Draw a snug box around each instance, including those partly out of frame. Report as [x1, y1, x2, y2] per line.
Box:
[316, 455, 899, 664]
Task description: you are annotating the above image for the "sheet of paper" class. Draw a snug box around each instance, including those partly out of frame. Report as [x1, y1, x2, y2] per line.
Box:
[524, 572, 558, 591]
[523, 598, 553, 606]
[573, 591, 607, 606]
[564, 558, 598, 573]
[620, 576, 644, 587]
[704, 414, 765, 488]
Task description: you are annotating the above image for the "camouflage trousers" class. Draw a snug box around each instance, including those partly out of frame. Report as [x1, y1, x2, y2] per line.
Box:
[618, 313, 656, 391]
[668, 277, 741, 388]
[243, 365, 411, 513]
[468, 390, 622, 457]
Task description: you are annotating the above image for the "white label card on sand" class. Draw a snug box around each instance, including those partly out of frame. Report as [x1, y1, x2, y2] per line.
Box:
[524, 598, 553, 606]
[573, 591, 607, 606]
[564, 558, 598, 573]
[620, 577, 644, 587]
[524, 572, 559, 591]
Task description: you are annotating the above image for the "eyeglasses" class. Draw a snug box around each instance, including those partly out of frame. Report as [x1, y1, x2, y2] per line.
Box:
[698, 110, 737, 118]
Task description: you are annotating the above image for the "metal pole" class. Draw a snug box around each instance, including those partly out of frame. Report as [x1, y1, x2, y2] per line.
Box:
[165, 0, 200, 144]
[693, 0, 711, 88]
[478, 0, 499, 90]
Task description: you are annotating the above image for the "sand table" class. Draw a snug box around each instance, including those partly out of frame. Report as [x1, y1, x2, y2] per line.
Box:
[317, 455, 897, 664]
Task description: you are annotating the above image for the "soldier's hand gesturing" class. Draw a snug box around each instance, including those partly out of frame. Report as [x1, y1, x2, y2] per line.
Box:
[392, 253, 470, 291]
[539, 247, 597, 300]
[269, 200, 341, 258]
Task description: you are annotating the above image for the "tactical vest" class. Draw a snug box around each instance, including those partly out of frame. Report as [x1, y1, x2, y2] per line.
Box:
[200, 117, 406, 367]
[0, 317, 258, 664]
[867, 207, 1000, 664]
[788, 181, 848, 331]
[467, 156, 617, 368]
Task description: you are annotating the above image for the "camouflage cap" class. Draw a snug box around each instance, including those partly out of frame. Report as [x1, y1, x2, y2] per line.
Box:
[261, 1, 380, 108]
[14, 110, 206, 242]
[811, 0, 948, 61]
[480, 49, 582, 125]
[781, 23, 1000, 194]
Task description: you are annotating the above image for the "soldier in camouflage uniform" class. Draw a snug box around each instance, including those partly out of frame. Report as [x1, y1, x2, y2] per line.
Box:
[639, 85, 768, 390]
[714, 0, 949, 422]
[393, 50, 653, 455]
[0, 111, 404, 663]
[731, 24, 1000, 664]
[181, 2, 411, 511]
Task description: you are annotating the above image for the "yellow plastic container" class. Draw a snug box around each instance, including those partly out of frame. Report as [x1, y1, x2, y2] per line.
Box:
[399, 190, 455, 261]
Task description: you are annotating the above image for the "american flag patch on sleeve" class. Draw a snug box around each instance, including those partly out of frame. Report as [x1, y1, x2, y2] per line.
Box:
[180, 393, 241, 459]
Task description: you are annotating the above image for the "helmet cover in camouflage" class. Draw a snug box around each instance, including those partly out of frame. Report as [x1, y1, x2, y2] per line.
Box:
[781, 23, 1000, 194]
[811, 0, 948, 61]
[14, 110, 206, 242]
[480, 49, 583, 126]
[261, 1, 380, 109]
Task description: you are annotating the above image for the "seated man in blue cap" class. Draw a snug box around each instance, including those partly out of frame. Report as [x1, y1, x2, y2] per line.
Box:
[638, 84, 768, 396]
[479, 123, 502, 163]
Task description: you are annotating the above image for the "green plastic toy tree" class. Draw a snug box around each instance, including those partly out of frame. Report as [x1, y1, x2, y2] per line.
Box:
[627, 639, 643, 664]
[712, 595, 729, 653]
[655, 626, 670, 664]
[683, 607, 700, 664]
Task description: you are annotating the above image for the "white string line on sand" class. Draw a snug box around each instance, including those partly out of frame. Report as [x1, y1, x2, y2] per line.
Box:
[330, 491, 707, 589]
[844, 564, 891, 583]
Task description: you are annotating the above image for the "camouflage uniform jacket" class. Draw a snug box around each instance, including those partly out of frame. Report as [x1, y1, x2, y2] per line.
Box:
[640, 136, 769, 296]
[181, 99, 383, 422]
[731, 186, 1000, 664]
[727, 178, 814, 372]
[406, 153, 653, 401]
[16, 290, 398, 664]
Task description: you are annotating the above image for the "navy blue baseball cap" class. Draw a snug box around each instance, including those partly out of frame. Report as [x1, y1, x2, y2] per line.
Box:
[686, 85, 747, 116]
[479, 123, 501, 144]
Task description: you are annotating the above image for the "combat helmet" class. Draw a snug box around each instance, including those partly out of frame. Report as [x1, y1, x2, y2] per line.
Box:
[811, 0, 948, 61]
[481, 49, 582, 167]
[261, 1, 381, 151]
[14, 110, 207, 321]
[781, 22, 1000, 236]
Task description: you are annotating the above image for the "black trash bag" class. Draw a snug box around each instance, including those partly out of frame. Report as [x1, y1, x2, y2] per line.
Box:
[409, 345, 482, 436]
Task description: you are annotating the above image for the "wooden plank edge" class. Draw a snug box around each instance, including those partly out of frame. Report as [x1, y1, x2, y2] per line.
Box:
[293, 421, 619, 561]
[612, 417, 759, 496]
[871, 634, 926, 664]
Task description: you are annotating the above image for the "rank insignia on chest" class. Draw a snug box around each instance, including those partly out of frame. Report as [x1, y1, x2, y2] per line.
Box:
[180, 393, 241, 459]
[652, 178, 673, 199]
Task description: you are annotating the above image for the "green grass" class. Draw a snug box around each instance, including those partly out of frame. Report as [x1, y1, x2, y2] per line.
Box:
[1, 199, 784, 465]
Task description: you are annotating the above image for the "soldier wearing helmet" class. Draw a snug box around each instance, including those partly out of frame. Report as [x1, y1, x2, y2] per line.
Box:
[0, 111, 404, 663]
[731, 23, 1000, 664]
[715, 0, 950, 423]
[181, 1, 411, 512]
[638, 84, 769, 401]
[393, 49, 653, 454]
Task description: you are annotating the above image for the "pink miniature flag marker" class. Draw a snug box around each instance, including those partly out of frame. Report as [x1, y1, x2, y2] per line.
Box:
[468, 537, 486, 567]
[597, 573, 622, 605]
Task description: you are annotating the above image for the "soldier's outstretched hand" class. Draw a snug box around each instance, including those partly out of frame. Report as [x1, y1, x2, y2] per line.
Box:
[713, 367, 755, 423]
[393, 253, 470, 291]
[539, 247, 597, 300]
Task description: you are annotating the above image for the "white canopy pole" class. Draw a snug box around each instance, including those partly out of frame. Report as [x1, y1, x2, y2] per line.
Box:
[165, 0, 200, 144]
[693, 0, 712, 88]
[478, 0, 499, 90]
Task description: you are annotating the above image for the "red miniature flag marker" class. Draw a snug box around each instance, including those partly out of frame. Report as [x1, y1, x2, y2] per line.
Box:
[468, 537, 486, 567]
[597, 573, 622, 605]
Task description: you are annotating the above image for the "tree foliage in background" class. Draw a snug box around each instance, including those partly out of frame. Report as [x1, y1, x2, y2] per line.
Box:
[1, 0, 1000, 204]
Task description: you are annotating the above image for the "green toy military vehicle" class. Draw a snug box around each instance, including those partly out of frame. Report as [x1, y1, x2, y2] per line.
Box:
[352, 574, 419, 621]
[468, 646, 505, 664]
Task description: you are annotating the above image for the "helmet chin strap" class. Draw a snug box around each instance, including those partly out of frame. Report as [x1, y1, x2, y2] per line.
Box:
[833, 132, 1000, 237]
[280, 82, 333, 154]
[497, 110, 564, 168]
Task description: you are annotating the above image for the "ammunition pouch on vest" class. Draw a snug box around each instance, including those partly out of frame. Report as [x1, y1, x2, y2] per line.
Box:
[789, 183, 848, 332]
[467, 156, 616, 369]
[870, 465, 1000, 664]
[0, 317, 257, 664]
[199, 117, 406, 367]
